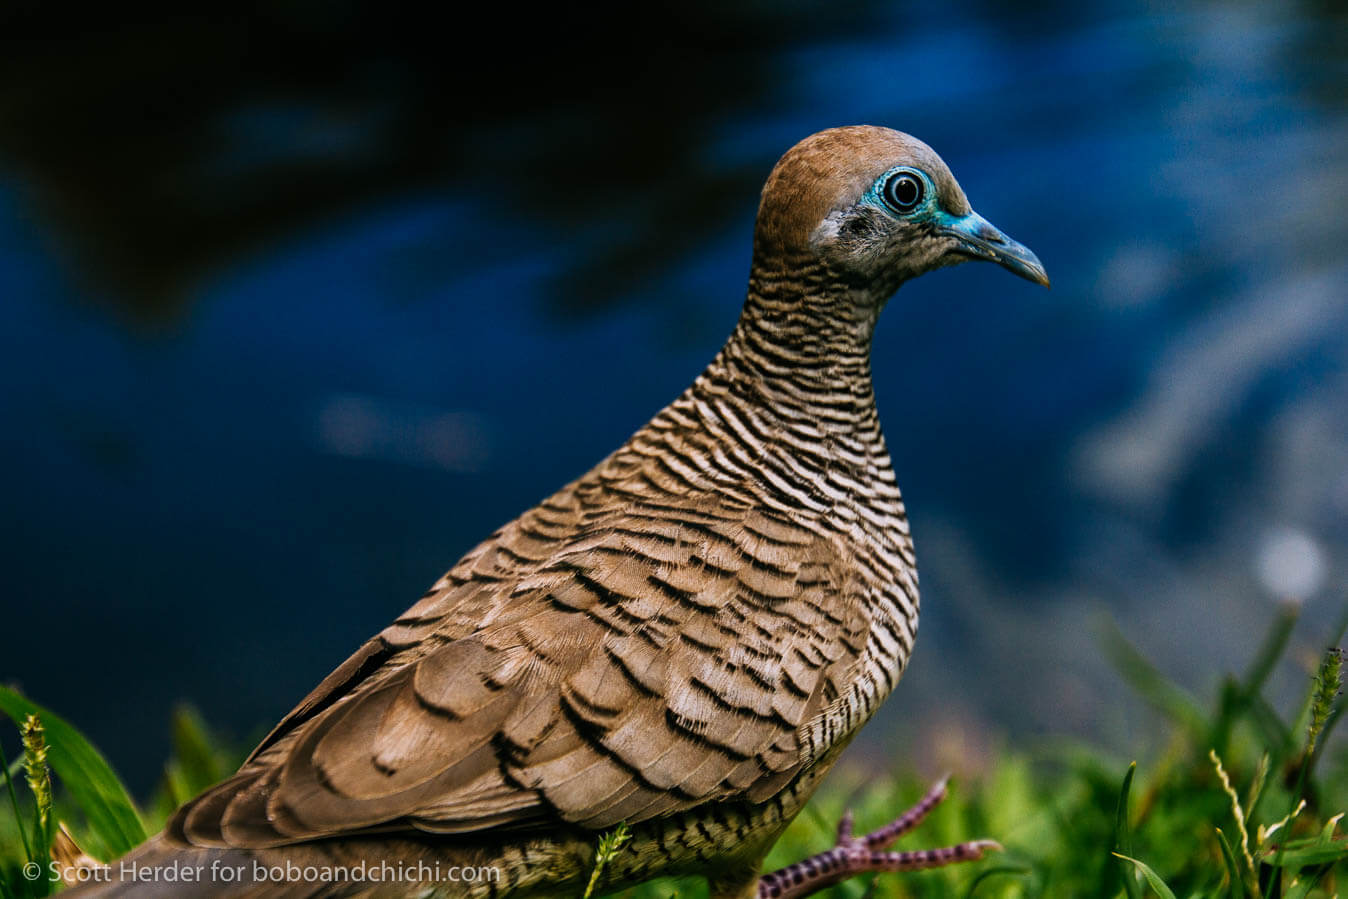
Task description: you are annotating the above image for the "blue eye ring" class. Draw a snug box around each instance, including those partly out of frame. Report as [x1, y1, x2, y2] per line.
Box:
[881, 169, 925, 214]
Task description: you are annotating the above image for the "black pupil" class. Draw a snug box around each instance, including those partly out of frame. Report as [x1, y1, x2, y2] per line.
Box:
[888, 174, 921, 211]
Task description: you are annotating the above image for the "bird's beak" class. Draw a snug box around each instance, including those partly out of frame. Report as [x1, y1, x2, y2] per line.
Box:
[940, 212, 1050, 287]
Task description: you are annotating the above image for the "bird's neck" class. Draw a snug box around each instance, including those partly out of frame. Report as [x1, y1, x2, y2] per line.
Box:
[611, 256, 903, 526]
[623, 256, 906, 529]
[698, 256, 885, 429]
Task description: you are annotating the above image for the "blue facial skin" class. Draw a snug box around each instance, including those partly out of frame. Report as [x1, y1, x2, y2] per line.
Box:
[864, 165, 1050, 287]
[864, 165, 940, 222]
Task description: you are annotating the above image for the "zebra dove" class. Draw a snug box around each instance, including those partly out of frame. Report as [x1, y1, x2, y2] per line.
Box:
[75, 126, 1047, 898]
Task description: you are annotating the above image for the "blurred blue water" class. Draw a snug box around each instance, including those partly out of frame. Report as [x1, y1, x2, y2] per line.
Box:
[2, 1, 1345, 790]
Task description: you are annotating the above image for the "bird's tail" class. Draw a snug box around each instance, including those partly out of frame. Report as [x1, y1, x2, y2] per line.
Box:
[57, 831, 509, 897]
[58, 836, 311, 898]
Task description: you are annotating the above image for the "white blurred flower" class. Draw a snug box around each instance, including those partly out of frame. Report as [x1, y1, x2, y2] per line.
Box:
[1255, 526, 1326, 604]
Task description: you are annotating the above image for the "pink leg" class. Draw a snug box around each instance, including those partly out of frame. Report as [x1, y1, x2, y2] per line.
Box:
[757, 777, 1001, 899]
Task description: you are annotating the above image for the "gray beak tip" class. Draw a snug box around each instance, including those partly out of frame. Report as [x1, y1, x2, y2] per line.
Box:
[943, 213, 1050, 289]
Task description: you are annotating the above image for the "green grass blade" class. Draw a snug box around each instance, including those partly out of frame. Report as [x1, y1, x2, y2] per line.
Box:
[1111, 762, 1142, 899]
[1287, 609, 1344, 746]
[1265, 817, 1348, 873]
[1112, 853, 1178, 899]
[1214, 828, 1248, 898]
[583, 822, 630, 899]
[1281, 877, 1312, 899]
[163, 705, 227, 806]
[170, 706, 222, 796]
[0, 737, 33, 866]
[962, 864, 1032, 898]
[1245, 697, 1294, 759]
[1242, 602, 1299, 699]
[0, 687, 145, 855]
[18, 717, 53, 896]
[1264, 837, 1348, 869]
[1306, 701, 1344, 782]
[1101, 623, 1208, 738]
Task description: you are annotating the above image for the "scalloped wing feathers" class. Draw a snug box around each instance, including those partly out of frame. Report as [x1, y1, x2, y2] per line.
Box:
[170, 495, 868, 848]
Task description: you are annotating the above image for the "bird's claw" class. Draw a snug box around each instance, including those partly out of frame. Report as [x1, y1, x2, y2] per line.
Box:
[756, 777, 1000, 899]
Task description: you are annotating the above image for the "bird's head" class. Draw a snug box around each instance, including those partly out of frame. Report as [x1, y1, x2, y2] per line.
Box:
[753, 126, 1049, 302]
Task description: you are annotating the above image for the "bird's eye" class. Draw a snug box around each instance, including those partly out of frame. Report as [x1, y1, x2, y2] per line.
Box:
[882, 171, 924, 214]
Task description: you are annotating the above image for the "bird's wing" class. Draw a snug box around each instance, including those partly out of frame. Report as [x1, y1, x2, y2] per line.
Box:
[169, 493, 870, 848]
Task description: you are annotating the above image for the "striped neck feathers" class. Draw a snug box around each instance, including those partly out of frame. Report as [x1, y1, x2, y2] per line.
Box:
[705, 254, 888, 427]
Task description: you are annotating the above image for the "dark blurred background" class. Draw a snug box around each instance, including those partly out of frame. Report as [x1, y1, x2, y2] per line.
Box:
[2, 1, 1345, 795]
